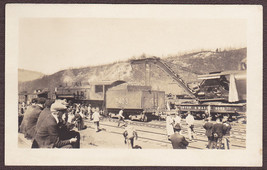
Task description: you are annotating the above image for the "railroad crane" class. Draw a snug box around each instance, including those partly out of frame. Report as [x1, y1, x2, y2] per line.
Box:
[130, 57, 246, 120]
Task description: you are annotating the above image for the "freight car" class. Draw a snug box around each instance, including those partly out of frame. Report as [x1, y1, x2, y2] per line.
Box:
[106, 83, 165, 121]
[55, 80, 165, 121]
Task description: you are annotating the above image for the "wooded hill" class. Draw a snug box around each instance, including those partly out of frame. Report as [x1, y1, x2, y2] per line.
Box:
[18, 48, 246, 95]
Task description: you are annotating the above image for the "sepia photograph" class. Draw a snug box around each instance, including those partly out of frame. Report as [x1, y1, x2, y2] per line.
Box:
[5, 4, 262, 166]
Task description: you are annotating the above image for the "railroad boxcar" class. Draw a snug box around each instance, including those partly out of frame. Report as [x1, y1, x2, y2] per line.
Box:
[106, 83, 165, 121]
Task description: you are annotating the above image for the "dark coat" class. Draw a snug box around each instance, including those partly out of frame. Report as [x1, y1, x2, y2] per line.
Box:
[212, 123, 224, 138]
[35, 114, 71, 148]
[170, 133, 189, 149]
[36, 107, 51, 132]
[203, 122, 213, 137]
[20, 105, 43, 139]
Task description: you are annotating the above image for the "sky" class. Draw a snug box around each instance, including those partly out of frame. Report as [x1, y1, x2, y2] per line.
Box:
[19, 18, 246, 75]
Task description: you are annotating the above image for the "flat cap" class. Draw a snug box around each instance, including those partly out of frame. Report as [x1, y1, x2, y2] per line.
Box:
[50, 102, 67, 112]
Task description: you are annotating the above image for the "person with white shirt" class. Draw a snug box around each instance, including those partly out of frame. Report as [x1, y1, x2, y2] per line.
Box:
[92, 107, 101, 132]
[185, 111, 196, 141]
[166, 112, 174, 140]
[118, 109, 125, 127]
[173, 112, 182, 130]
[123, 123, 138, 149]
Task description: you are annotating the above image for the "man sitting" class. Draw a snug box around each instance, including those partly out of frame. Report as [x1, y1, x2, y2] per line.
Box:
[20, 98, 46, 140]
[34, 101, 79, 148]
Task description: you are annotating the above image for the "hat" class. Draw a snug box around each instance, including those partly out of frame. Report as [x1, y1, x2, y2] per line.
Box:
[55, 99, 68, 105]
[173, 124, 181, 131]
[50, 102, 67, 112]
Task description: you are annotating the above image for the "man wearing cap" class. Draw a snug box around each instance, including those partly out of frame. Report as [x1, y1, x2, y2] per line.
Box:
[20, 98, 46, 139]
[36, 99, 55, 131]
[34, 101, 78, 148]
[169, 124, 189, 149]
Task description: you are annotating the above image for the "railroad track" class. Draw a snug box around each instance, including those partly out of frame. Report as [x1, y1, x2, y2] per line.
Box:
[103, 118, 247, 141]
[84, 120, 246, 149]
[85, 123, 203, 149]
[104, 117, 246, 133]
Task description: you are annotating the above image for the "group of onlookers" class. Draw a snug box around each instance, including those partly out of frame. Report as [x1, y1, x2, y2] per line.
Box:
[166, 111, 232, 150]
[19, 98, 105, 148]
[166, 111, 193, 149]
[203, 117, 232, 149]
[19, 99, 232, 150]
[19, 98, 80, 148]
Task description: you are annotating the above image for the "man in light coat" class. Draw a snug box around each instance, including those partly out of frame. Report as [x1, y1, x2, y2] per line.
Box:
[92, 107, 101, 132]
[166, 112, 174, 140]
[185, 111, 196, 141]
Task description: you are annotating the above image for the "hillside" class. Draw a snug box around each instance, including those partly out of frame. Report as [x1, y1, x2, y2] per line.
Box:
[18, 69, 44, 82]
[18, 48, 246, 95]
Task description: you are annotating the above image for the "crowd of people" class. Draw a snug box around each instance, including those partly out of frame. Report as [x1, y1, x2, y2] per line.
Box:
[18, 98, 105, 148]
[203, 116, 232, 149]
[165, 111, 232, 150]
[18, 99, 232, 150]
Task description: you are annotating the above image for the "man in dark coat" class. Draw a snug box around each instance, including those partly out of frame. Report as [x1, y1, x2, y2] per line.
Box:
[20, 98, 45, 139]
[36, 99, 55, 131]
[222, 118, 232, 149]
[34, 102, 78, 148]
[169, 124, 189, 149]
[212, 118, 224, 149]
[203, 117, 214, 149]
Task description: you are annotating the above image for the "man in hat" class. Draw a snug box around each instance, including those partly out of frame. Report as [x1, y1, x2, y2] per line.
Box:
[20, 98, 46, 139]
[34, 101, 78, 148]
[169, 124, 189, 149]
[36, 99, 55, 131]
